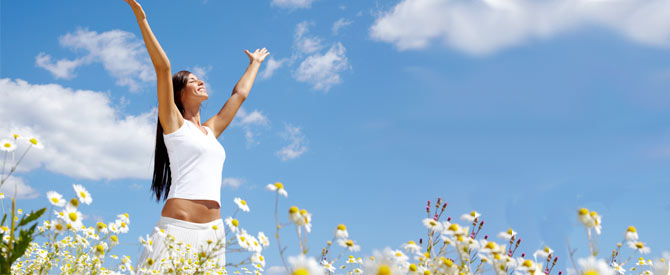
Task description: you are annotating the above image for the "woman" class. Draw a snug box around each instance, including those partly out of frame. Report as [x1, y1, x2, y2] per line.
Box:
[123, 0, 269, 271]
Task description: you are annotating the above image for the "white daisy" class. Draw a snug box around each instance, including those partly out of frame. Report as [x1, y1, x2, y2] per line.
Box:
[0, 193, 4, 199]
[300, 209, 312, 233]
[116, 219, 130, 234]
[571, 257, 614, 275]
[46, 191, 66, 207]
[611, 261, 626, 275]
[139, 235, 154, 253]
[257, 232, 270, 247]
[335, 224, 348, 239]
[498, 228, 517, 241]
[288, 254, 323, 275]
[363, 248, 404, 275]
[234, 197, 250, 212]
[236, 231, 251, 250]
[117, 213, 130, 225]
[61, 204, 83, 229]
[251, 253, 266, 268]
[533, 246, 554, 261]
[1, 139, 15, 152]
[628, 241, 651, 254]
[653, 252, 669, 275]
[422, 218, 443, 232]
[266, 182, 288, 197]
[225, 217, 240, 233]
[321, 260, 336, 273]
[625, 226, 639, 241]
[338, 239, 361, 252]
[461, 210, 481, 222]
[26, 137, 44, 149]
[93, 242, 108, 257]
[95, 222, 108, 234]
[289, 206, 303, 225]
[73, 184, 92, 205]
[402, 240, 421, 254]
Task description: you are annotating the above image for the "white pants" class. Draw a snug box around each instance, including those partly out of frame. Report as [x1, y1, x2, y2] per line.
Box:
[138, 216, 226, 272]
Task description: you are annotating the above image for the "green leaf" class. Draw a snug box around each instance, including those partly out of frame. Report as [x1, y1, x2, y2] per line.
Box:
[17, 208, 46, 227]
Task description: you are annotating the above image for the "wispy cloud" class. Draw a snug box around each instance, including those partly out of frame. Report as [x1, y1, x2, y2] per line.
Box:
[260, 57, 287, 79]
[332, 18, 353, 35]
[0, 176, 39, 200]
[295, 42, 349, 91]
[0, 78, 156, 180]
[276, 124, 307, 161]
[231, 108, 270, 146]
[271, 0, 316, 9]
[370, 0, 670, 55]
[222, 177, 245, 189]
[36, 28, 154, 91]
[293, 22, 350, 91]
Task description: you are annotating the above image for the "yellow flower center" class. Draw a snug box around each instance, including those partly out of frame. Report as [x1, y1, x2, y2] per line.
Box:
[232, 219, 239, 227]
[507, 228, 514, 235]
[68, 212, 78, 222]
[111, 235, 118, 242]
[292, 268, 309, 275]
[121, 222, 126, 228]
[442, 257, 453, 267]
[583, 269, 599, 275]
[395, 252, 403, 257]
[240, 200, 247, 206]
[470, 210, 477, 217]
[377, 265, 391, 275]
[55, 224, 63, 231]
[345, 240, 354, 247]
[578, 208, 589, 215]
[486, 242, 496, 250]
[627, 226, 637, 233]
[3, 143, 10, 148]
[448, 224, 459, 231]
[337, 224, 347, 231]
[424, 270, 431, 275]
[635, 242, 644, 249]
[13, 134, 19, 139]
[409, 264, 417, 272]
[259, 255, 264, 261]
[522, 260, 534, 268]
[95, 244, 105, 254]
[212, 225, 219, 230]
[274, 182, 284, 189]
[146, 258, 154, 266]
[70, 198, 79, 207]
[429, 220, 437, 226]
[80, 192, 87, 198]
[589, 211, 598, 218]
[51, 198, 60, 204]
[289, 206, 299, 214]
[408, 241, 416, 245]
[544, 246, 551, 253]
[29, 138, 38, 145]
[300, 209, 308, 216]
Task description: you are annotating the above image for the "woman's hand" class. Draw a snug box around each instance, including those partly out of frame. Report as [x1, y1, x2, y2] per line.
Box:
[123, 0, 145, 19]
[244, 48, 270, 64]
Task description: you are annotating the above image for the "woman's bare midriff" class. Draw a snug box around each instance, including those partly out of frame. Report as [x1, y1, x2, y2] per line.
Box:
[161, 198, 221, 223]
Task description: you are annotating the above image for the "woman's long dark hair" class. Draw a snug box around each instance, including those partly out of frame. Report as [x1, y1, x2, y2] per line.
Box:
[151, 70, 191, 202]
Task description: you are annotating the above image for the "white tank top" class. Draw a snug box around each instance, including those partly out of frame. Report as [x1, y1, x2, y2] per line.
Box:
[163, 119, 226, 206]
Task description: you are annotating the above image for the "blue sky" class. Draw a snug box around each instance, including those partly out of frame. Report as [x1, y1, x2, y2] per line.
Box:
[2, 0, 670, 272]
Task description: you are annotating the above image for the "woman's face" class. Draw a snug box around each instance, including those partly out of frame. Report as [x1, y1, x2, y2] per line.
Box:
[180, 73, 208, 105]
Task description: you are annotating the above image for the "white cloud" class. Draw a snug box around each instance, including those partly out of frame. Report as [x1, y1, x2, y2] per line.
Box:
[265, 266, 287, 275]
[0, 176, 39, 200]
[271, 0, 315, 9]
[295, 22, 324, 54]
[35, 53, 85, 79]
[332, 18, 354, 35]
[0, 78, 156, 180]
[370, 0, 670, 55]
[231, 108, 270, 146]
[36, 28, 154, 91]
[221, 177, 245, 189]
[295, 43, 349, 91]
[260, 57, 287, 79]
[276, 124, 307, 161]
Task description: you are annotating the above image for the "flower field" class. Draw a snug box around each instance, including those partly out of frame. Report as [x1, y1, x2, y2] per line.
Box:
[1, 134, 668, 275]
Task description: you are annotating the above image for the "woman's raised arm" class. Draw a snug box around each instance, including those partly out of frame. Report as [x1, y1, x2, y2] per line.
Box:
[124, 0, 182, 133]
